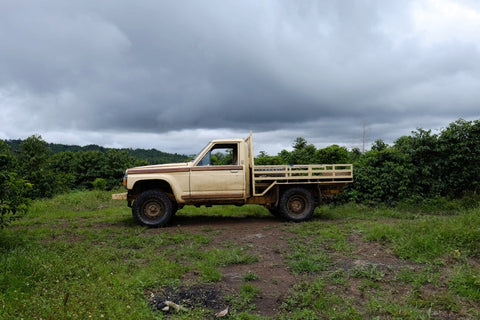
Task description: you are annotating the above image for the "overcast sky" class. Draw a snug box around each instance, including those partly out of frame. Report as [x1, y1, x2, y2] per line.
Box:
[1, 0, 479, 155]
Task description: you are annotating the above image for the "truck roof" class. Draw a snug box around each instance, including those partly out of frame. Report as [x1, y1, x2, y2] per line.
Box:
[210, 138, 245, 143]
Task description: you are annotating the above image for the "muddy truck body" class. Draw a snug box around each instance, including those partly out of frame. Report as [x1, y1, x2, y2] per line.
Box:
[113, 133, 353, 227]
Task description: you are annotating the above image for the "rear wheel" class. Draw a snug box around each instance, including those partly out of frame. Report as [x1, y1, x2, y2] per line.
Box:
[132, 190, 174, 227]
[278, 187, 315, 222]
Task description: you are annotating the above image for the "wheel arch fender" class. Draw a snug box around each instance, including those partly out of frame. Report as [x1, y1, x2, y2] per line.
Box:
[279, 184, 317, 201]
[130, 176, 183, 203]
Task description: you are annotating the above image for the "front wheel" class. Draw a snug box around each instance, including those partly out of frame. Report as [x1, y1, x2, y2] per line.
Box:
[278, 187, 315, 222]
[132, 190, 174, 227]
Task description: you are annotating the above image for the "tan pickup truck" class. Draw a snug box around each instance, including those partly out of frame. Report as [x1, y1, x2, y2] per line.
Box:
[113, 133, 353, 227]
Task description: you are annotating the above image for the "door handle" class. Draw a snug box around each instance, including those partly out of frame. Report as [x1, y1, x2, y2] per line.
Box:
[230, 170, 238, 173]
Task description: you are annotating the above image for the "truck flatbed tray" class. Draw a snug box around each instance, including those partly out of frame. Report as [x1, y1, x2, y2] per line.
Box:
[252, 164, 353, 196]
[253, 164, 353, 182]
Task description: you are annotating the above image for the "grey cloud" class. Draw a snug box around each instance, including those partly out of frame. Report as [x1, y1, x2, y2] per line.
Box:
[1, 0, 479, 154]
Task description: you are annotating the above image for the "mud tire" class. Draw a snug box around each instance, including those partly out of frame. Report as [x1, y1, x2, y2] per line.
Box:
[132, 190, 174, 227]
[279, 187, 315, 222]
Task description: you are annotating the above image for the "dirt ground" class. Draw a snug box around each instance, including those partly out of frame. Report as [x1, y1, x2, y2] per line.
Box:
[145, 215, 467, 319]
[148, 216, 295, 317]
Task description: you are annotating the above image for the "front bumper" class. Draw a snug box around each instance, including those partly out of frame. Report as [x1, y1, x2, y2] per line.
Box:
[111, 192, 127, 200]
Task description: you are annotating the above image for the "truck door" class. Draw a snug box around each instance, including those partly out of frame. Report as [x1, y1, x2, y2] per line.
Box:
[189, 143, 245, 201]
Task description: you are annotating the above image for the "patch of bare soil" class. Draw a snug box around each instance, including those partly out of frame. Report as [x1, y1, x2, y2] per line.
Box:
[330, 232, 423, 313]
[211, 219, 297, 317]
[144, 215, 476, 319]
[342, 231, 423, 271]
[154, 215, 298, 317]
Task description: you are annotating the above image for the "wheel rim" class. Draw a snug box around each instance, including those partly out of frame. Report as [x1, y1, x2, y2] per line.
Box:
[286, 195, 307, 216]
[143, 200, 165, 220]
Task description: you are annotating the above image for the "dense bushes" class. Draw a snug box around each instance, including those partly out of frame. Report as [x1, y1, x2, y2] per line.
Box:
[0, 141, 31, 227]
[257, 118, 480, 204]
[348, 147, 415, 204]
[0, 136, 147, 205]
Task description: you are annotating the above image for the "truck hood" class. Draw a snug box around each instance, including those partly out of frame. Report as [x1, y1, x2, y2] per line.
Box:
[126, 162, 190, 174]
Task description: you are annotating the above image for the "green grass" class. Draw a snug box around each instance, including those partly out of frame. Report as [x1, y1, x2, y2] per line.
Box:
[242, 271, 259, 282]
[284, 242, 330, 273]
[280, 279, 362, 320]
[395, 264, 441, 288]
[449, 264, 480, 300]
[351, 263, 386, 281]
[281, 202, 480, 319]
[0, 191, 262, 319]
[363, 209, 480, 262]
[230, 284, 261, 311]
[177, 203, 270, 218]
[1, 191, 479, 319]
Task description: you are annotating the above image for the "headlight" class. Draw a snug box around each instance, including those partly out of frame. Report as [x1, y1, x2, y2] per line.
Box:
[123, 172, 128, 188]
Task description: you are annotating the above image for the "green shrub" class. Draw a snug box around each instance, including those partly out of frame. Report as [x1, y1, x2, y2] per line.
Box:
[92, 178, 107, 191]
[0, 141, 31, 227]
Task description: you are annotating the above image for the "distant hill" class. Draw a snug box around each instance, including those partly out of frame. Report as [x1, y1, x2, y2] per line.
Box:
[123, 147, 191, 165]
[4, 139, 191, 165]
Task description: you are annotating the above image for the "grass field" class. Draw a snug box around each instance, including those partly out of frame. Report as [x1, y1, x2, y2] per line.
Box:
[1, 190, 479, 319]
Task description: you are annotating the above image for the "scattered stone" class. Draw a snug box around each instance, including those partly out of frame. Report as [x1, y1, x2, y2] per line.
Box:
[156, 302, 167, 311]
[215, 307, 229, 318]
[165, 300, 188, 312]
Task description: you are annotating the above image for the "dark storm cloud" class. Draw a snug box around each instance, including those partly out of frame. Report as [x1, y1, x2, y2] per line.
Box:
[1, 0, 480, 153]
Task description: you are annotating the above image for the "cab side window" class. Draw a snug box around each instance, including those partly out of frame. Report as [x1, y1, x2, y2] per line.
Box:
[197, 144, 238, 166]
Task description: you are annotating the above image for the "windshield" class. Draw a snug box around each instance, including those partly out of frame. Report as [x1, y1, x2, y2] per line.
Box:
[191, 142, 210, 163]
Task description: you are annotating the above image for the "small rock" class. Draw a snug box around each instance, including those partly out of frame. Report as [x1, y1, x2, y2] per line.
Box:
[156, 302, 167, 311]
[215, 307, 229, 318]
[165, 300, 188, 312]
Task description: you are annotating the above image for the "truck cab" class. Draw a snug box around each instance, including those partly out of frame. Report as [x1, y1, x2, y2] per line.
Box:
[186, 138, 251, 203]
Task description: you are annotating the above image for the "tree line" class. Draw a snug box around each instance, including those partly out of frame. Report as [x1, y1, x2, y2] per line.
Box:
[0, 136, 190, 226]
[257, 118, 480, 204]
[5, 140, 189, 165]
[1, 118, 479, 226]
